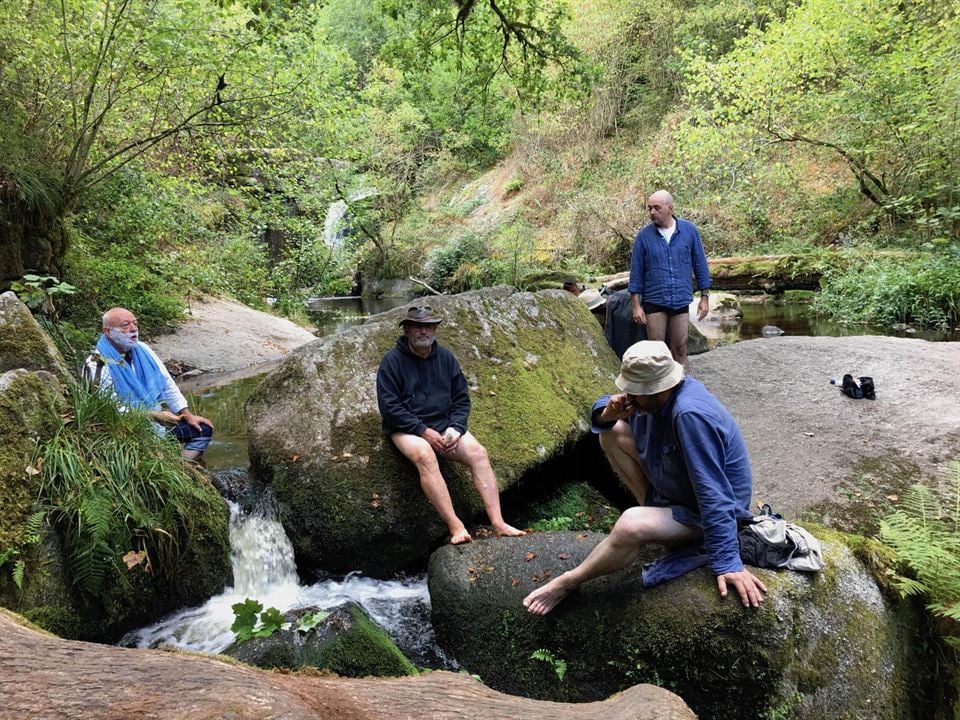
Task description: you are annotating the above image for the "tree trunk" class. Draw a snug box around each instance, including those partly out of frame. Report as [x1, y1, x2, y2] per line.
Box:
[0, 610, 695, 720]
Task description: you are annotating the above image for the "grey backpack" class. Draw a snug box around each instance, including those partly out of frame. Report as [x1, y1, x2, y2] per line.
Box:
[738, 512, 825, 572]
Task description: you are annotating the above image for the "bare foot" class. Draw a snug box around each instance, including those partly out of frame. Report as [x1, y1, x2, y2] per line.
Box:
[492, 522, 526, 537]
[450, 527, 472, 545]
[523, 573, 575, 615]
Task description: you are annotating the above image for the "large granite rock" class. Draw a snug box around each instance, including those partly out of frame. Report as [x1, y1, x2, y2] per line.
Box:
[0, 291, 69, 382]
[428, 530, 930, 719]
[246, 287, 621, 576]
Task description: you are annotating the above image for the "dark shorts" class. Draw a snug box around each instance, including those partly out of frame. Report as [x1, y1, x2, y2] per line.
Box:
[642, 302, 689, 317]
[169, 419, 213, 452]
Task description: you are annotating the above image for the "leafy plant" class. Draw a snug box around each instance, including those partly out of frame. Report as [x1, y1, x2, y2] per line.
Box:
[530, 648, 567, 681]
[231, 599, 330, 642]
[879, 462, 960, 648]
[231, 598, 290, 642]
[296, 609, 329, 633]
[38, 382, 212, 597]
[10, 275, 76, 314]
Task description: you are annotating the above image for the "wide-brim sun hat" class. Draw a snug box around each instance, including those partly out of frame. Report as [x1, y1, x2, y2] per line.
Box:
[399, 305, 443, 327]
[615, 340, 684, 395]
[579, 288, 606, 311]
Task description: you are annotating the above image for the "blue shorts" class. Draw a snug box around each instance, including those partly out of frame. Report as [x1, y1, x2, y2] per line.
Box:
[169, 419, 213, 452]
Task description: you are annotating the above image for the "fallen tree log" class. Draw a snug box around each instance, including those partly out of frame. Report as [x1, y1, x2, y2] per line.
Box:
[0, 610, 695, 720]
[597, 251, 912, 294]
[597, 254, 824, 293]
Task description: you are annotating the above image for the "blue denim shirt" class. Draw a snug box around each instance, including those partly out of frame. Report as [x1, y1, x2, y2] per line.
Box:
[592, 378, 753, 576]
[627, 217, 710, 309]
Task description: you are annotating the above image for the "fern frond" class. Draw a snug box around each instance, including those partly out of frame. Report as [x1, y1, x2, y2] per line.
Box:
[13, 560, 25, 589]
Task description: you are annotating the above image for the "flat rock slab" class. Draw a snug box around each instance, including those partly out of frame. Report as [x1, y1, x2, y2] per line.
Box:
[689, 335, 960, 521]
[148, 297, 316, 384]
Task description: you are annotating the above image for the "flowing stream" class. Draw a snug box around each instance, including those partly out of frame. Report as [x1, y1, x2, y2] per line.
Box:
[120, 494, 452, 668]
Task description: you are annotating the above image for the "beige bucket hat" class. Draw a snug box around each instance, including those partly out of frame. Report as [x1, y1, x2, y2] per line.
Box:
[615, 341, 684, 395]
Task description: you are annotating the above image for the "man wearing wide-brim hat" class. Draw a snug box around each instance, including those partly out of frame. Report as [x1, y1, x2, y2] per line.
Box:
[524, 340, 767, 615]
[376, 306, 525, 545]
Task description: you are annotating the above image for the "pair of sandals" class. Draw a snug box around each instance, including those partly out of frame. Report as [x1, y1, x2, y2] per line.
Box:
[840, 374, 876, 400]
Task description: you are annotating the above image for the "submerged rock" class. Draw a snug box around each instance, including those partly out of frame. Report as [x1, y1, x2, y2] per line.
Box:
[246, 287, 620, 576]
[225, 601, 417, 677]
[428, 531, 930, 719]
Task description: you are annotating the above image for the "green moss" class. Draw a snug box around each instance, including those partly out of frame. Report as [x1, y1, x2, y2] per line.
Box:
[0, 371, 62, 553]
[302, 603, 418, 677]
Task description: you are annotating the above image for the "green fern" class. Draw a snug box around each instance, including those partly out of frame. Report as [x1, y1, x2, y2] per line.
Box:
[37, 381, 212, 598]
[531, 648, 568, 681]
[879, 463, 960, 644]
[13, 560, 26, 590]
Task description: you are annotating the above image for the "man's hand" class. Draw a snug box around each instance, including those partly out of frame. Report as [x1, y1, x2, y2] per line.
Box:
[599, 393, 636, 424]
[441, 428, 461, 452]
[180, 409, 214, 432]
[716, 569, 767, 608]
[630, 295, 646, 325]
[421, 427, 447, 454]
[697, 295, 710, 321]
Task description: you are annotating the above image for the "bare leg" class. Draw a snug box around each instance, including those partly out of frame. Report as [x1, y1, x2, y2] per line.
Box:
[445, 432, 525, 537]
[391, 433, 471, 544]
[665, 311, 690, 368]
[644, 311, 668, 342]
[523, 506, 700, 615]
[598, 420, 649, 504]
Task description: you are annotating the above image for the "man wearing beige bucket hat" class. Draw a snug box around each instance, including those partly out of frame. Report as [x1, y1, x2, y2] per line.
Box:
[524, 340, 766, 614]
[377, 306, 525, 545]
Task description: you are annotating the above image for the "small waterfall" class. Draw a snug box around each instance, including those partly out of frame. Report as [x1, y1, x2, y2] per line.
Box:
[323, 200, 348, 249]
[229, 501, 299, 596]
[120, 494, 451, 668]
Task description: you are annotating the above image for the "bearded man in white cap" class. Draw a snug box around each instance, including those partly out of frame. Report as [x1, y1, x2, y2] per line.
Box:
[523, 340, 766, 615]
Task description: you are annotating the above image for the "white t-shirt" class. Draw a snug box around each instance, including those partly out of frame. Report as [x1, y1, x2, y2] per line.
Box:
[658, 223, 676, 244]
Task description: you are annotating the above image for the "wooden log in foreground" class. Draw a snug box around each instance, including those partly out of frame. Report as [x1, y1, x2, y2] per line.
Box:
[0, 611, 695, 720]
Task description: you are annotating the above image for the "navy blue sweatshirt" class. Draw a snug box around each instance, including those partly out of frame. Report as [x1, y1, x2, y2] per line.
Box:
[376, 336, 470, 436]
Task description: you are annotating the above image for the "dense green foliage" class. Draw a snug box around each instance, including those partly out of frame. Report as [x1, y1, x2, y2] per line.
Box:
[38, 382, 215, 596]
[1, 0, 957, 330]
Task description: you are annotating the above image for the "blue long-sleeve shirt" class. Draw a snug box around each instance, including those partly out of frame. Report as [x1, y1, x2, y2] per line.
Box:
[627, 218, 710, 309]
[592, 378, 753, 577]
[376, 337, 470, 437]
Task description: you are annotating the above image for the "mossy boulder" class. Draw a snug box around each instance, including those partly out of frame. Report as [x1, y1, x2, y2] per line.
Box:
[0, 369, 63, 554]
[428, 531, 930, 719]
[0, 291, 69, 382]
[246, 287, 620, 576]
[225, 602, 418, 677]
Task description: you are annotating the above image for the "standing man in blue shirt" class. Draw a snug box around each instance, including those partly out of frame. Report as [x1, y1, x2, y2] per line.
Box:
[523, 341, 767, 615]
[377, 306, 525, 545]
[629, 190, 710, 367]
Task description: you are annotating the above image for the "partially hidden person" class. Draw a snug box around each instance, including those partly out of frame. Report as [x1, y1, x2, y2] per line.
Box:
[629, 190, 710, 367]
[376, 305, 526, 545]
[523, 340, 766, 615]
[85, 307, 214, 463]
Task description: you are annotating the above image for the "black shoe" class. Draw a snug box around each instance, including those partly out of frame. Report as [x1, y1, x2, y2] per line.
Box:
[841, 374, 863, 399]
